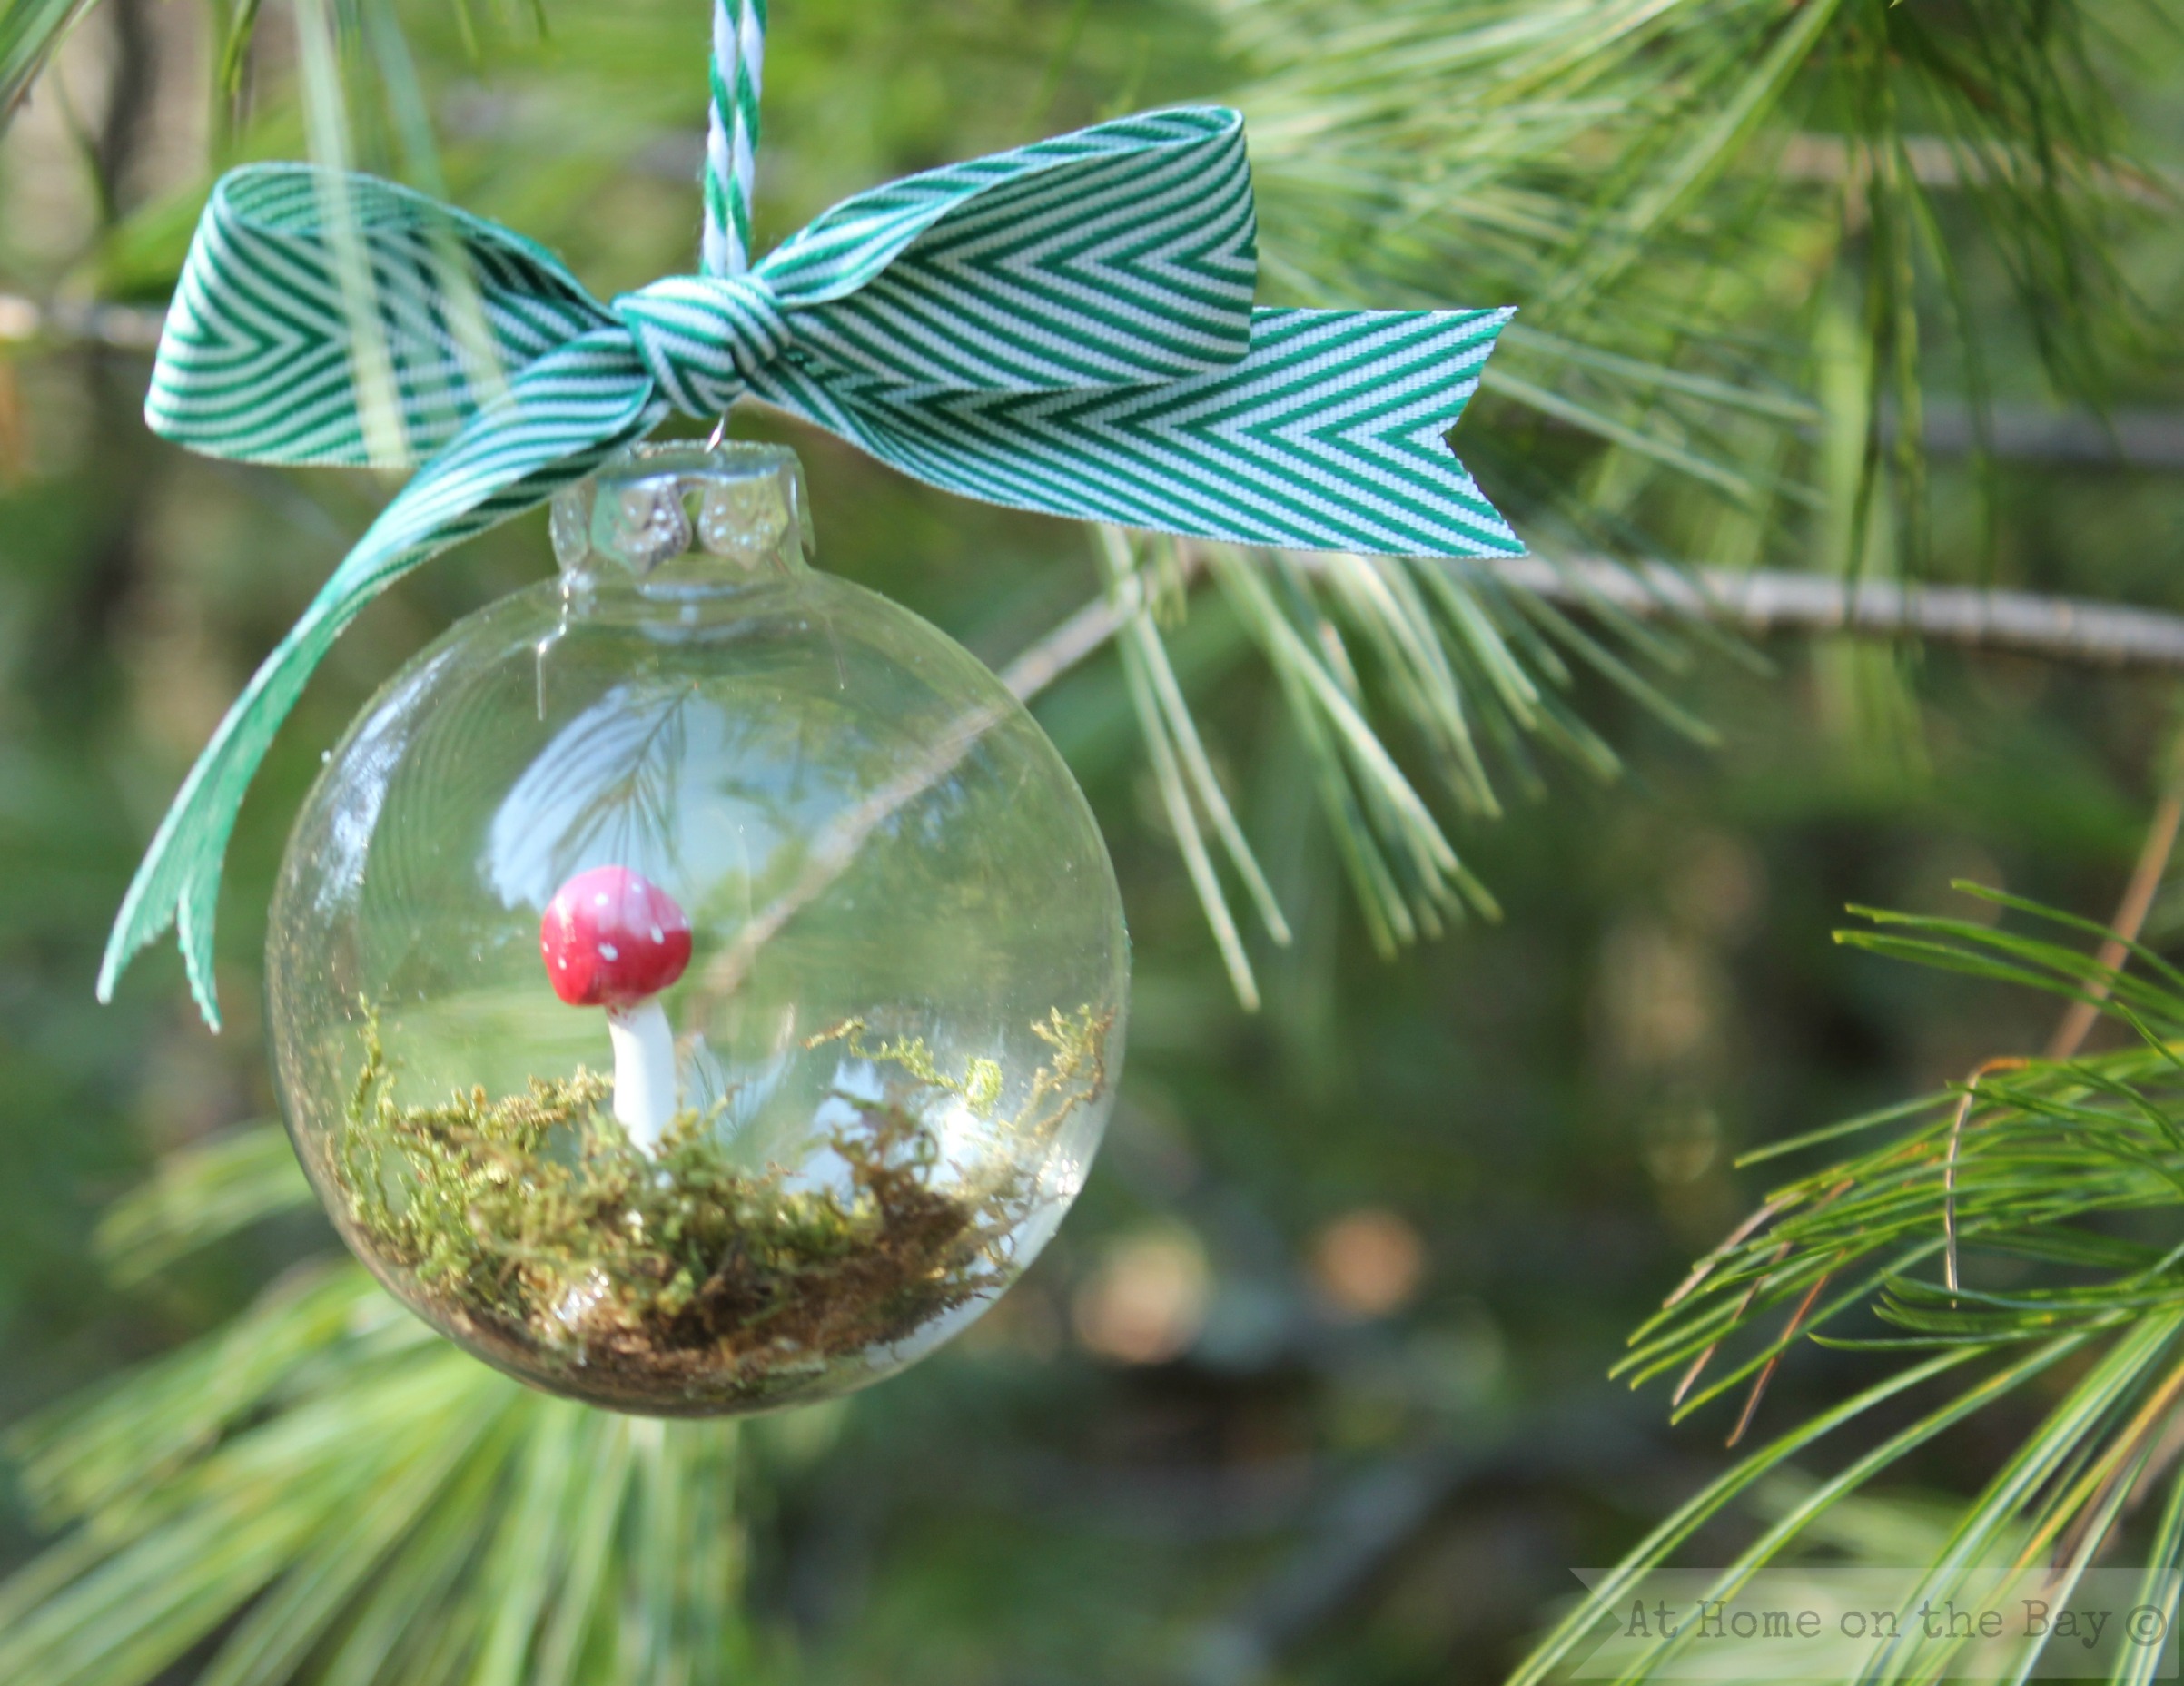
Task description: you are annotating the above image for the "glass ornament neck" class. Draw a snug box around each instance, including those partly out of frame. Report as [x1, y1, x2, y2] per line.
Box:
[550, 440, 815, 597]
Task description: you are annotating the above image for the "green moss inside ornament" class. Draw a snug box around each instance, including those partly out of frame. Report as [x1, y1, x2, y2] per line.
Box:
[332, 1002, 1111, 1413]
[267, 441, 1129, 1415]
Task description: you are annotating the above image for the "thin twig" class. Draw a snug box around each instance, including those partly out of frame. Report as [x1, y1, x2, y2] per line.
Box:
[2047, 728, 2184, 1059]
[19, 287, 2184, 686]
[1942, 1057, 2031, 1295]
[1670, 1178, 1853, 1412]
[996, 547, 1206, 703]
[1775, 133, 2175, 208]
[1914, 402, 2184, 472]
[1000, 550, 2184, 687]
[14, 296, 2184, 669]
[696, 693, 1013, 1001]
[27, 281, 2184, 470]
[1672, 1267, 1775, 1411]
[994, 594, 1125, 702]
[0, 293, 165, 351]
[1475, 556, 2184, 671]
[1663, 1190, 1803, 1309]
[1727, 1269, 1832, 1448]
[18, 280, 2184, 664]
[693, 547, 1180, 1003]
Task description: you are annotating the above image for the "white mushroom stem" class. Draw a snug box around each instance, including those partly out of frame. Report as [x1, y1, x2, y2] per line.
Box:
[607, 999, 678, 1156]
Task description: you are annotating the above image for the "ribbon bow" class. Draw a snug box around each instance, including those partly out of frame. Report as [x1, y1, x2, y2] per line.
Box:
[101, 104, 1518, 1025]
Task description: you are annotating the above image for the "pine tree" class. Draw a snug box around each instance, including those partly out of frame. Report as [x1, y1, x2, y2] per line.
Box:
[0, 1, 2179, 1681]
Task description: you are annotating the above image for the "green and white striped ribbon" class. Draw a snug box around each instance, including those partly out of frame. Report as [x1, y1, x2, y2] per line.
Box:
[101, 104, 1520, 1025]
[702, 0, 764, 276]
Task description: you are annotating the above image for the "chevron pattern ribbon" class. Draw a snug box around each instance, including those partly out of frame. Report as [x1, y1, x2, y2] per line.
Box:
[101, 104, 1519, 1025]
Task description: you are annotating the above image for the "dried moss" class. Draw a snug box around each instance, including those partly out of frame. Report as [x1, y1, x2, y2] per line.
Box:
[328, 1006, 1109, 1413]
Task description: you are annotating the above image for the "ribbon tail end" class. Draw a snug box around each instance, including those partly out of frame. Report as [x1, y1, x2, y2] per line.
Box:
[99, 784, 229, 1030]
[98, 875, 225, 1032]
[176, 893, 225, 1033]
[97, 862, 167, 1009]
[1436, 308, 1522, 557]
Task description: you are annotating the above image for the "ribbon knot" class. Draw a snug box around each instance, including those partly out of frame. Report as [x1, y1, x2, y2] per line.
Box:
[613, 274, 792, 418]
[104, 103, 1523, 1026]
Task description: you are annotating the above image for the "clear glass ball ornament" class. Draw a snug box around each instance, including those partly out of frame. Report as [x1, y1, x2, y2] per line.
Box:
[266, 441, 1129, 1415]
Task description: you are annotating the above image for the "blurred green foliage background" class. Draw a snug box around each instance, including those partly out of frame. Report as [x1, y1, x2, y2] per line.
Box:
[5, 0, 2184, 1681]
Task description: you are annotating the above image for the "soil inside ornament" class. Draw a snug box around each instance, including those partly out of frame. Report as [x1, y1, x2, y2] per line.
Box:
[331, 1004, 1111, 1412]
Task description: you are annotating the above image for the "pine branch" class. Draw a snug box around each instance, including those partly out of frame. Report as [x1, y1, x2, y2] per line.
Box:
[1915, 402, 2184, 471]
[1775, 132, 2176, 206]
[997, 565, 1181, 702]
[20, 274, 2181, 476]
[998, 551, 2184, 707]
[2047, 725, 2184, 1059]
[0, 292, 163, 350]
[1494, 557, 2184, 671]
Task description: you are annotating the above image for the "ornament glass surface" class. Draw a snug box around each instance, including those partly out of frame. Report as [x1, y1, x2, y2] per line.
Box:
[267, 442, 1129, 1415]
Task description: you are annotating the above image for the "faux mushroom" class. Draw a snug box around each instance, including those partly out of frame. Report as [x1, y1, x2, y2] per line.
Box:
[540, 865, 694, 1154]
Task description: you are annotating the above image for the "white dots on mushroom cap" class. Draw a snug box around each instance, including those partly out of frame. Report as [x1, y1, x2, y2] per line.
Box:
[599, 942, 620, 961]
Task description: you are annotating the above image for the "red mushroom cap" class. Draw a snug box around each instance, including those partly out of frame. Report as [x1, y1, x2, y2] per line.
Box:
[540, 866, 693, 1008]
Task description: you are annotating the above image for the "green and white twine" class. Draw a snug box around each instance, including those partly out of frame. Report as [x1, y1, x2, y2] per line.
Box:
[703, 0, 765, 277]
[102, 20, 1526, 1025]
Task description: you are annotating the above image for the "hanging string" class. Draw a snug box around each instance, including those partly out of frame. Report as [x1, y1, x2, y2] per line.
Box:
[702, 0, 766, 279]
